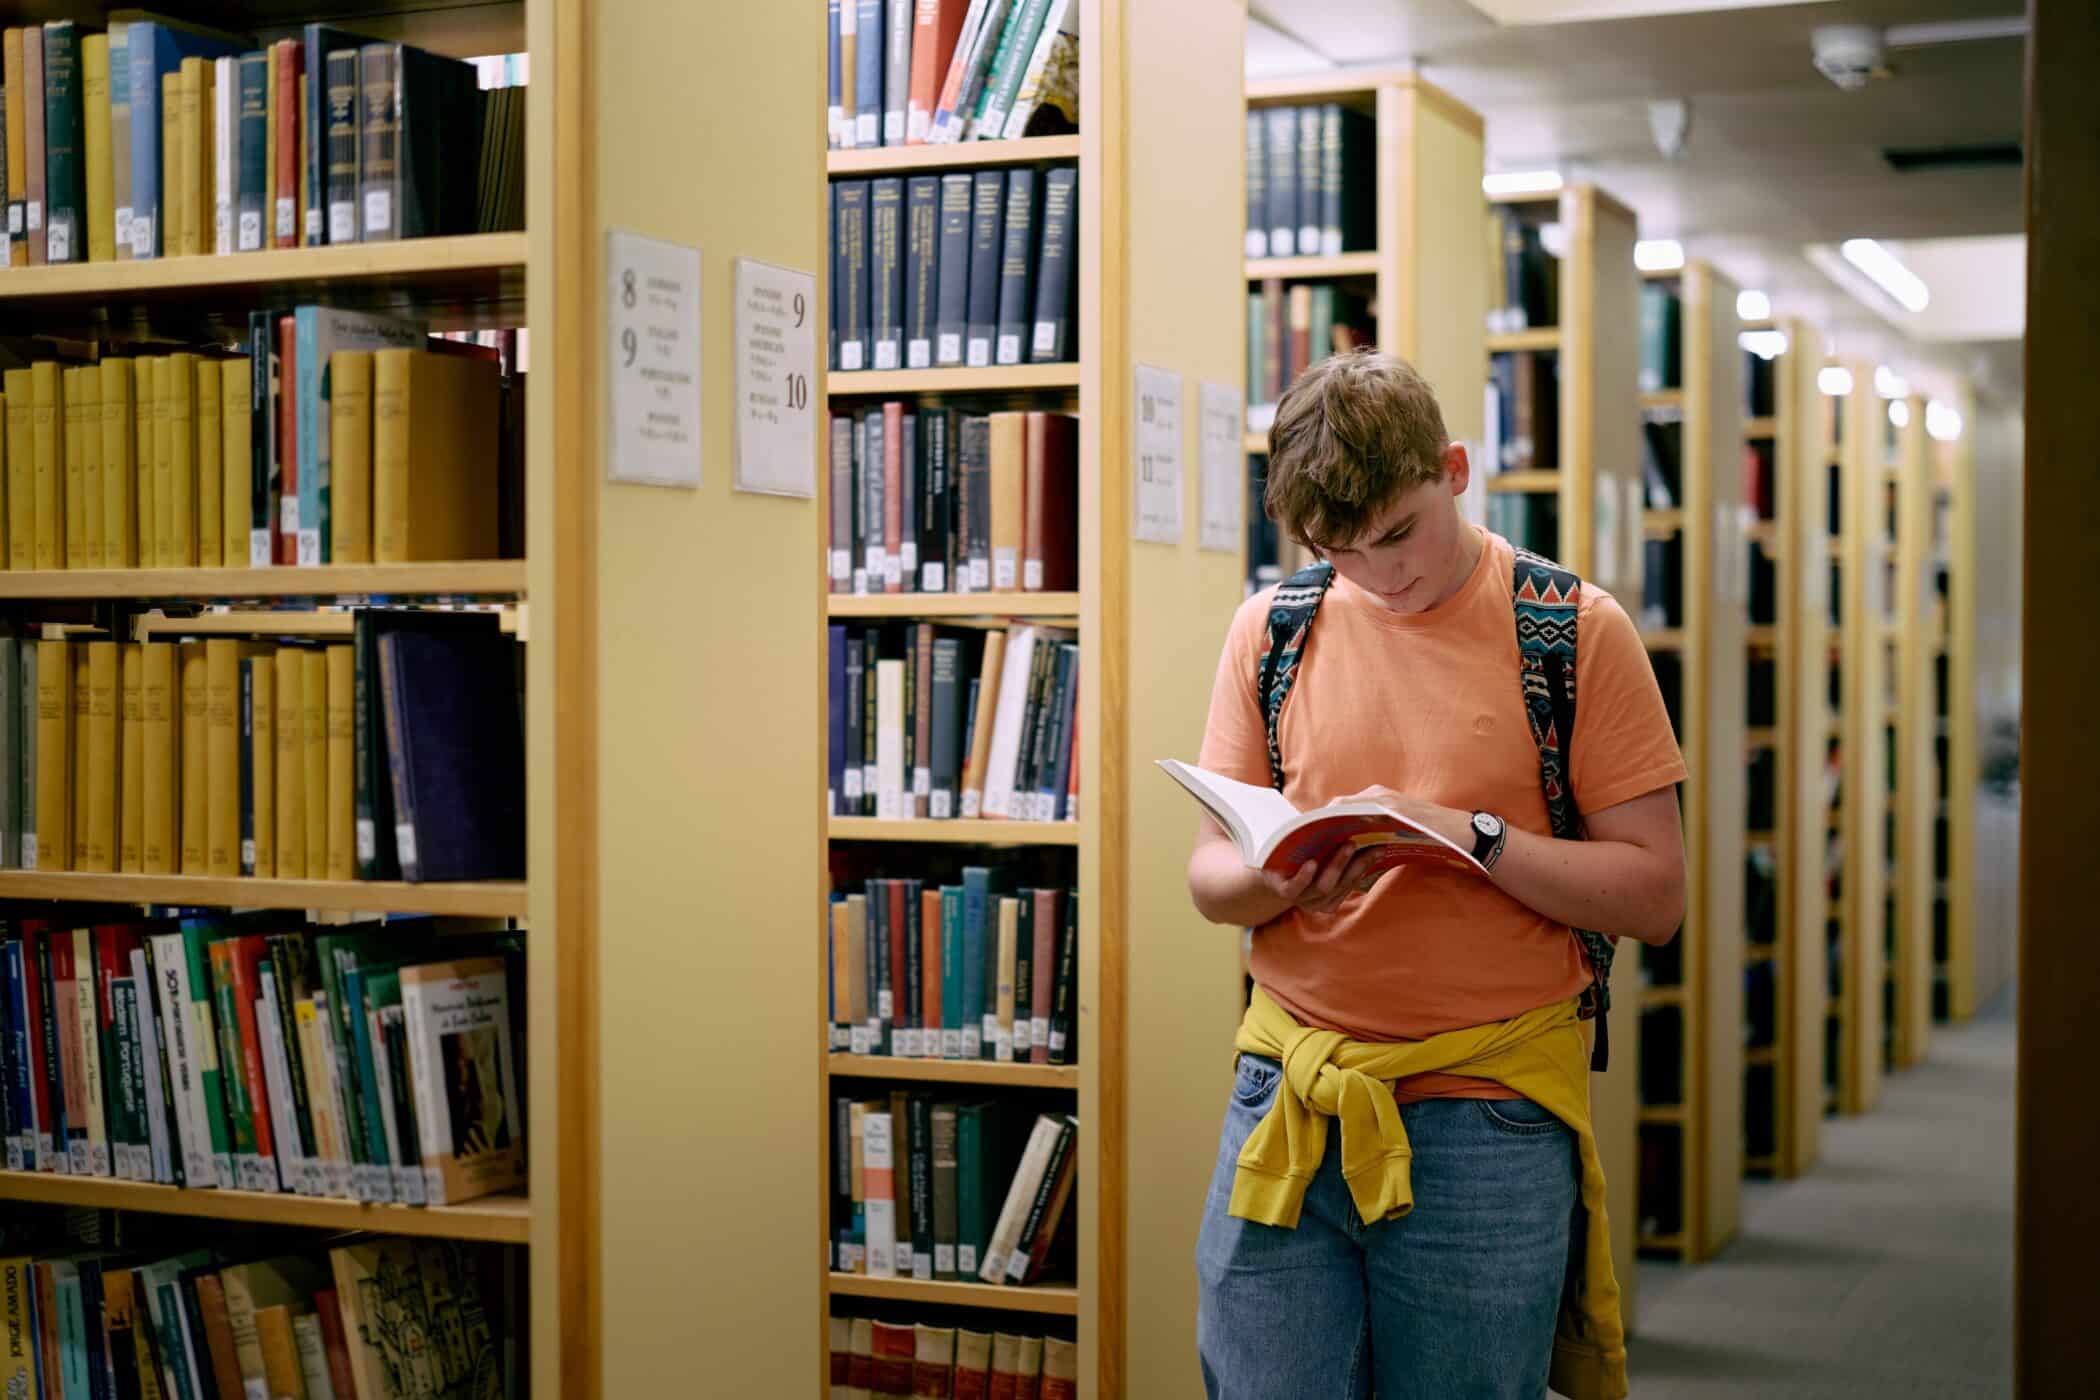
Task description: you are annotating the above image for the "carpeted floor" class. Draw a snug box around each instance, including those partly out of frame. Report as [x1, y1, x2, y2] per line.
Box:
[1618, 985, 2016, 1398]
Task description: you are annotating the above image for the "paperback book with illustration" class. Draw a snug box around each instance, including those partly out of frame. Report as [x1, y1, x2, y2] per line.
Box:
[1156, 759, 1486, 878]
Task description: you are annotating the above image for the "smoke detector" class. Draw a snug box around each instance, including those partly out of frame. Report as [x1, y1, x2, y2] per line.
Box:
[1812, 24, 1889, 90]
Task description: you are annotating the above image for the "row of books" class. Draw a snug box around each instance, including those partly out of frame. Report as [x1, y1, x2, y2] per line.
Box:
[828, 876, 1077, 1065]
[1486, 347, 1561, 475]
[0, 1233, 518, 1400]
[827, 0, 1079, 150]
[831, 166, 1077, 373]
[1640, 284, 1682, 393]
[828, 622, 1078, 823]
[1242, 103, 1374, 260]
[1244, 281, 1371, 416]
[833, 1096, 1076, 1290]
[1486, 492, 1557, 560]
[1488, 204, 1558, 334]
[0, 914, 525, 1206]
[1, 18, 520, 267]
[828, 405, 1075, 595]
[828, 1317, 1075, 1400]
[0, 616, 523, 884]
[0, 333, 517, 572]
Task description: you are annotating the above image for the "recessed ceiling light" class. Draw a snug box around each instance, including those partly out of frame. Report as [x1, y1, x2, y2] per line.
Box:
[1635, 239, 1684, 272]
[1888, 399, 1911, 428]
[1483, 170, 1563, 197]
[1818, 366, 1854, 396]
[1926, 400, 1964, 441]
[1874, 364, 1910, 399]
[1737, 290, 1771, 321]
[1841, 239, 1931, 313]
[1739, 329, 1788, 360]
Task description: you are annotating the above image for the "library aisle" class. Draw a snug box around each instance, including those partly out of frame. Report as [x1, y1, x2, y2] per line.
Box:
[1627, 984, 2014, 1398]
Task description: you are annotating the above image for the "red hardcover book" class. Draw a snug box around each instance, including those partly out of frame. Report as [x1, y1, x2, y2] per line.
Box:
[1020, 413, 1077, 592]
[921, 886, 943, 1051]
[871, 1321, 918, 1399]
[905, 0, 970, 144]
[272, 40, 302, 248]
[277, 314, 298, 562]
[312, 1288, 358, 1400]
[883, 401, 905, 593]
[888, 880, 908, 1051]
[51, 932, 86, 1171]
[228, 935, 278, 1177]
[1028, 890, 1058, 1065]
[93, 927, 132, 1172]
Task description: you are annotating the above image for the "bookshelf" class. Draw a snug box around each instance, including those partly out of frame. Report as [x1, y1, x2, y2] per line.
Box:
[1634, 260, 1745, 1263]
[818, 4, 1247, 1394]
[1891, 395, 1935, 1067]
[1243, 70, 1487, 593]
[1937, 384, 1980, 1021]
[1834, 360, 1889, 1115]
[0, 1172, 530, 1244]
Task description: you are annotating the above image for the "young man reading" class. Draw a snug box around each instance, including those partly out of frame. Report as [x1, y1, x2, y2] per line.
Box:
[1187, 351, 1686, 1400]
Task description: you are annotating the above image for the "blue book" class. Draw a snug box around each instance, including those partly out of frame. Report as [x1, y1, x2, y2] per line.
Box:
[0, 940, 24, 1170]
[374, 628, 525, 882]
[827, 0, 842, 147]
[854, 0, 883, 146]
[960, 866, 990, 1058]
[52, 1260, 88, 1400]
[303, 25, 370, 244]
[233, 53, 268, 251]
[940, 886, 964, 1059]
[827, 626, 847, 814]
[291, 306, 424, 564]
[127, 21, 242, 259]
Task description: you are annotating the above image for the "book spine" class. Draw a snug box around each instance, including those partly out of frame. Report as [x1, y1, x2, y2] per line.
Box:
[902, 175, 939, 370]
[838, 0, 859, 149]
[883, 0, 912, 146]
[235, 53, 266, 250]
[84, 33, 114, 263]
[102, 359, 137, 568]
[1010, 894, 1034, 1057]
[978, 1114, 1058, 1282]
[828, 0, 843, 148]
[324, 48, 358, 244]
[1319, 103, 1343, 255]
[1244, 109, 1266, 258]
[832, 180, 869, 371]
[929, 0, 996, 143]
[993, 168, 1034, 366]
[357, 43, 395, 240]
[41, 22, 82, 264]
[965, 173, 1004, 368]
[932, 173, 973, 368]
[999, 0, 1075, 139]
[272, 41, 300, 246]
[868, 177, 904, 371]
[1264, 105, 1295, 256]
[276, 315, 296, 562]
[1047, 887, 1076, 1063]
[213, 55, 232, 254]
[1007, 1116, 1074, 1282]
[853, 0, 882, 146]
[908, 1093, 935, 1279]
[862, 1109, 897, 1278]
[1028, 166, 1076, 362]
[966, 0, 1044, 140]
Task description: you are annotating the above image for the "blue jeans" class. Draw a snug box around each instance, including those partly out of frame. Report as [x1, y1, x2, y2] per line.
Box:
[1196, 1053, 1577, 1400]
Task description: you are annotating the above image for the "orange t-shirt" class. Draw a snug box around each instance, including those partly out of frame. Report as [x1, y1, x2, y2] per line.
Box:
[1198, 528, 1687, 1100]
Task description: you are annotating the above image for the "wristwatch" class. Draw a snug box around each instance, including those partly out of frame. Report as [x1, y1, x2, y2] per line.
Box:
[1469, 811, 1508, 871]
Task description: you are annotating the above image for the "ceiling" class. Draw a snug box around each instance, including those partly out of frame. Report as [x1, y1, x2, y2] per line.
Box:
[1246, 0, 2027, 401]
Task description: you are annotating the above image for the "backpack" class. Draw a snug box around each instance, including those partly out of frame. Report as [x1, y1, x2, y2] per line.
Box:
[1255, 548, 1616, 1072]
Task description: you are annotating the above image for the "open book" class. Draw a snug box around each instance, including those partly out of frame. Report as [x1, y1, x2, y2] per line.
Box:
[1157, 760, 1486, 878]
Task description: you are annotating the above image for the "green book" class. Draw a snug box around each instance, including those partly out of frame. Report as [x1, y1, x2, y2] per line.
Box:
[52, 1259, 90, 1400]
[107, 971, 143, 1180]
[204, 938, 261, 1189]
[177, 921, 237, 1189]
[315, 930, 390, 1201]
[966, 0, 1048, 137]
[109, 23, 133, 260]
[40, 21, 84, 264]
[955, 1101, 991, 1278]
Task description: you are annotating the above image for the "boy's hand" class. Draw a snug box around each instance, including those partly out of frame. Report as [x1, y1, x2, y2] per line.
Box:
[1261, 841, 1394, 914]
[1341, 786, 1472, 852]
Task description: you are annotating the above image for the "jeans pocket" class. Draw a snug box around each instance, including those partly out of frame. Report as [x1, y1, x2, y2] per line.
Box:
[1232, 1054, 1280, 1108]
[1477, 1096, 1564, 1135]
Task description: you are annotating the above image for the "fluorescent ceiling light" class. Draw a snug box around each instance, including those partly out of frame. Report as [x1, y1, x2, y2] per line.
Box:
[1888, 399, 1910, 428]
[1473, 1, 1830, 22]
[1926, 399, 1964, 442]
[1874, 364, 1909, 399]
[1818, 366, 1854, 396]
[1739, 329, 1788, 360]
[1841, 239, 1930, 313]
[1737, 290, 1771, 321]
[1635, 239, 1684, 272]
[1483, 170, 1563, 197]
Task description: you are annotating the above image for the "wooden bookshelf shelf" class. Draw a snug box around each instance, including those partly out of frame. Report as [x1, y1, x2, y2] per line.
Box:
[1486, 327, 1559, 353]
[827, 1273, 1080, 1317]
[827, 1055, 1079, 1089]
[1640, 628, 1686, 651]
[1638, 1232, 1687, 1254]
[1639, 389, 1684, 410]
[1641, 985, 1687, 1009]
[1747, 625, 1778, 650]
[1746, 942, 1777, 961]
[827, 818, 1080, 846]
[1639, 1105, 1687, 1125]
[0, 1173, 529, 1244]
[0, 561, 525, 600]
[1486, 470, 1560, 494]
[1745, 727, 1777, 749]
[0, 871, 526, 916]
[1747, 1047, 1778, 1067]
[0, 233, 527, 326]
[827, 363, 1080, 396]
[825, 135, 1082, 176]
[1745, 521, 1779, 549]
[1744, 415, 1778, 438]
[1643, 509, 1684, 538]
[1243, 432, 1268, 454]
[1244, 251, 1382, 280]
[827, 592, 1081, 619]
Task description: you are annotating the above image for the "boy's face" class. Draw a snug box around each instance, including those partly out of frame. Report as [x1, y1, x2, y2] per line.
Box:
[1321, 444, 1474, 614]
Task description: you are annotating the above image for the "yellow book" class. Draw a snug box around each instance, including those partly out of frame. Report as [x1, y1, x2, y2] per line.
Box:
[372, 349, 501, 563]
[251, 651, 275, 877]
[140, 643, 179, 874]
[151, 355, 173, 568]
[78, 365, 102, 568]
[328, 351, 374, 563]
[177, 59, 205, 258]
[303, 648, 326, 878]
[4, 32, 23, 262]
[326, 646, 354, 880]
[101, 359, 137, 568]
[71, 646, 90, 868]
[63, 367, 85, 568]
[120, 644, 143, 872]
[179, 640, 207, 874]
[3, 369, 32, 569]
[0, 1256, 36, 1400]
[221, 358, 251, 568]
[205, 638, 243, 878]
[84, 641, 118, 872]
[196, 359, 222, 567]
[167, 352, 197, 567]
[135, 357, 156, 567]
[254, 1303, 311, 1400]
[34, 639, 71, 872]
[274, 647, 304, 878]
[83, 34, 113, 264]
[31, 361, 62, 572]
[161, 72, 181, 262]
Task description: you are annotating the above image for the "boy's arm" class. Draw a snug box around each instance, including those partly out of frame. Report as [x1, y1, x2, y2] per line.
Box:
[1186, 816, 1380, 928]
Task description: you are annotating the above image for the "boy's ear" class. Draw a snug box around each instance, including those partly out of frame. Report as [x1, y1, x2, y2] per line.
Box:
[1443, 442, 1471, 497]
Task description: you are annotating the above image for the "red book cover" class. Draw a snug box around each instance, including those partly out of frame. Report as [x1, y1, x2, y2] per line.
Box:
[883, 401, 904, 594]
[888, 879, 908, 1049]
[1028, 890, 1058, 1065]
[848, 1337, 875, 1393]
[871, 1321, 917, 1397]
[312, 1288, 358, 1400]
[1158, 759, 1486, 880]
[272, 40, 302, 248]
[829, 1328, 851, 1389]
[51, 933, 86, 1169]
[1021, 413, 1077, 592]
[17, 921, 52, 1168]
[913, 1352, 954, 1397]
[228, 935, 277, 1170]
[988, 1362, 1018, 1400]
[954, 1362, 991, 1400]
[277, 314, 298, 562]
[906, 0, 970, 144]
[921, 886, 943, 1048]
[92, 927, 130, 1168]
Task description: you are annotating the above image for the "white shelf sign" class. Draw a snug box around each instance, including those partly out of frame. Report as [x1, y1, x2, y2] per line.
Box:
[732, 256, 819, 498]
[1135, 363, 1184, 544]
[1198, 381, 1245, 553]
[606, 229, 703, 488]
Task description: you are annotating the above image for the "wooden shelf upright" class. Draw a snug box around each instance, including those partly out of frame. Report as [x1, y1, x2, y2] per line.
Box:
[1891, 394, 1935, 1067]
[1633, 260, 1746, 1263]
[1241, 70, 1487, 592]
[816, 4, 1246, 1394]
[1937, 384, 1982, 1021]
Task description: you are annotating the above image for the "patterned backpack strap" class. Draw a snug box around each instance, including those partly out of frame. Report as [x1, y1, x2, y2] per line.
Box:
[1256, 561, 1336, 792]
[1511, 546, 1615, 1072]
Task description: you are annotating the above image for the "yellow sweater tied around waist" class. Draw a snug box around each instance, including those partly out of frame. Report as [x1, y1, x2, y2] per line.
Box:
[1231, 985, 1629, 1400]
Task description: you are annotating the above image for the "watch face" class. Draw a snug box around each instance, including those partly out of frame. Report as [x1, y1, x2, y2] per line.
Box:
[1473, 812, 1503, 838]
